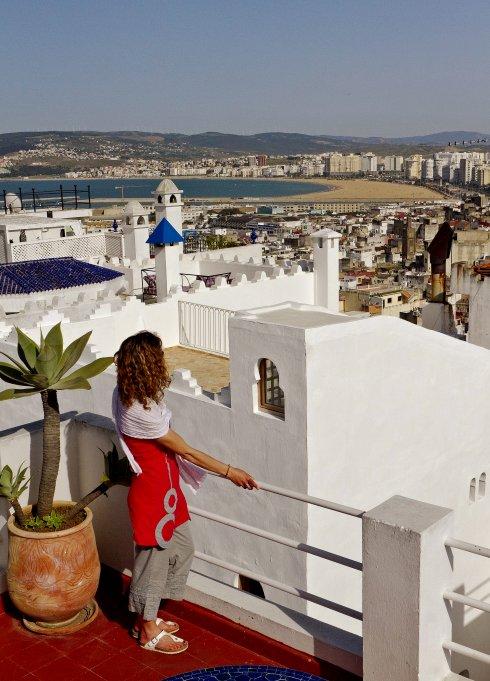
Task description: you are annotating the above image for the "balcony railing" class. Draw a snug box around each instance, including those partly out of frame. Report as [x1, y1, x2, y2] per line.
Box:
[190, 471, 364, 621]
[442, 538, 490, 668]
[178, 300, 234, 356]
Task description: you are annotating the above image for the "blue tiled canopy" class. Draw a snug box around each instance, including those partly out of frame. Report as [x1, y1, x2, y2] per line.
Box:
[0, 257, 124, 295]
[147, 218, 183, 245]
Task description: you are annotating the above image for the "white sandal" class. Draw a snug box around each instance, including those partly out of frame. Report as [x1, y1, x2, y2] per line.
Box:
[131, 616, 179, 638]
[140, 628, 188, 655]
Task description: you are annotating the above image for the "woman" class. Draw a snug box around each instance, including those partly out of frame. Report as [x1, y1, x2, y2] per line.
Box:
[113, 331, 257, 655]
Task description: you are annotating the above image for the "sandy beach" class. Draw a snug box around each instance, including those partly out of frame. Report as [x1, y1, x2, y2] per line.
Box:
[245, 178, 445, 203]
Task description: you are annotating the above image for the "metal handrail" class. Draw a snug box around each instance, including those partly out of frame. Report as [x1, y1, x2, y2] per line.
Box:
[189, 505, 362, 571]
[204, 469, 365, 517]
[444, 591, 490, 614]
[445, 538, 490, 558]
[443, 539, 490, 667]
[194, 550, 363, 621]
[256, 479, 364, 517]
[443, 640, 490, 666]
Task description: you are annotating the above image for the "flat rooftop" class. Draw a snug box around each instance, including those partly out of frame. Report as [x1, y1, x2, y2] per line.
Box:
[165, 345, 230, 393]
[240, 303, 356, 329]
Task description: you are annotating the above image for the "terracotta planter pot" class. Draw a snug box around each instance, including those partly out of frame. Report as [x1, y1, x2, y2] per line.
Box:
[7, 502, 100, 630]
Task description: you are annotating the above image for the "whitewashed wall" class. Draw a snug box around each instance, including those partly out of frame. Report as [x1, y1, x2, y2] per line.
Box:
[181, 244, 262, 264]
[451, 264, 490, 351]
[305, 315, 490, 652]
[185, 268, 314, 311]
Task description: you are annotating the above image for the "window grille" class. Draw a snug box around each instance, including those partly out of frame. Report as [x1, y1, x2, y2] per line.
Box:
[259, 358, 284, 416]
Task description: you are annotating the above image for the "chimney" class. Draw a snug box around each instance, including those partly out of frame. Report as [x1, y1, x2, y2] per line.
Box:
[310, 228, 341, 311]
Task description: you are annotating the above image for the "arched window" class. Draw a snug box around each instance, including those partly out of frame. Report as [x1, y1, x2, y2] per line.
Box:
[258, 358, 284, 417]
[157, 195, 163, 204]
[125, 217, 130, 225]
[137, 215, 145, 225]
[478, 473, 486, 499]
[60, 228, 66, 237]
[170, 194, 177, 203]
[470, 477, 476, 503]
[19, 229, 26, 243]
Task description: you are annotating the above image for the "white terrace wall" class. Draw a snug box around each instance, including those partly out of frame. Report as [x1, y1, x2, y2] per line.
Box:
[179, 257, 277, 280]
[303, 315, 490, 653]
[451, 263, 490, 351]
[181, 243, 262, 265]
[184, 267, 314, 311]
[0, 295, 181, 430]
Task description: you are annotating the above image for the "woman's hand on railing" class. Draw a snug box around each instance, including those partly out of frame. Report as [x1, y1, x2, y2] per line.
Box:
[226, 467, 258, 490]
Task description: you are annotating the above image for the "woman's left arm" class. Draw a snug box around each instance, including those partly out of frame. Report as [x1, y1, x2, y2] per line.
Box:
[155, 429, 258, 490]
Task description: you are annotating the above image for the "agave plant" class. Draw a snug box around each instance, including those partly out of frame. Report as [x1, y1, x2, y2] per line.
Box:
[0, 463, 29, 526]
[0, 323, 113, 519]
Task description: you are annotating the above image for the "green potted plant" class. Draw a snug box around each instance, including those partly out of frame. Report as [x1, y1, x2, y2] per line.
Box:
[0, 323, 124, 634]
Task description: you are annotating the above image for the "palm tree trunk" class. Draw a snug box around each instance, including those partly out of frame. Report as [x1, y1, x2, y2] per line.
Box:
[64, 481, 113, 522]
[36, 389, 60, 518]
[11, 498, 26, 527]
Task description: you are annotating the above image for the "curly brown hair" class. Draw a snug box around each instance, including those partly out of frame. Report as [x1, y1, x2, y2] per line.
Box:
[115, 331, 171, 409]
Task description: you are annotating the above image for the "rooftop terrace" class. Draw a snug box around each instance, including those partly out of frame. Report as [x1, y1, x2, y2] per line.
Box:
[0, 569, 358, 681]
[165, 346, 230, 393]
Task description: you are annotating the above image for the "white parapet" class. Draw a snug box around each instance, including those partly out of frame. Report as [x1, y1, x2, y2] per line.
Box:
[363, 495, 454, 681]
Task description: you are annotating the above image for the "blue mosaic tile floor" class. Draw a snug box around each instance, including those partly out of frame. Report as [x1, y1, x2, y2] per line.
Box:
[166, 665, 325, 681]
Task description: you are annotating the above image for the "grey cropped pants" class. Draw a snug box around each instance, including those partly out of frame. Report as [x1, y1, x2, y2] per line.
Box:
[128, 522, 194, 621]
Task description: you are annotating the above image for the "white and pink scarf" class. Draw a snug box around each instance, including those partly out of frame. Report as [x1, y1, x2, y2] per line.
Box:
[111, 387, 206, 493]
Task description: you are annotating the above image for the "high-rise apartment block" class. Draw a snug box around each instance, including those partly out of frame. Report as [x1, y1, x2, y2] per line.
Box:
[476, 165, 490, 187]
[361, 153, 377, 172]
[326, 153, 362, 174]
[404, 155, 423, 180]
[384, 155, 404, 172]
[422, 158, 434, 180]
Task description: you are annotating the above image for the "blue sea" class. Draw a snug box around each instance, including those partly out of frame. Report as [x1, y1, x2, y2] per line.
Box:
[0, 177, 325, 203]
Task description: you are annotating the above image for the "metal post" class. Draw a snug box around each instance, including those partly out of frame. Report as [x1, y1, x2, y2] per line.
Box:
[87, 184, 91, 208]
[18, 187, 23, 210]
[74, 184, 78, 209]
[2, 190, 6, 214]
[32, 188, 36, 212]
[60, 184, 64, 210]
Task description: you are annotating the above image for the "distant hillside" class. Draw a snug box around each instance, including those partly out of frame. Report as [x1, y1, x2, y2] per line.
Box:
[0, 129, 488, 176]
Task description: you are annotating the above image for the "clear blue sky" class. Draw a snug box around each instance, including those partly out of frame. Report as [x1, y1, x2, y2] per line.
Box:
[1, 0, 489, 136]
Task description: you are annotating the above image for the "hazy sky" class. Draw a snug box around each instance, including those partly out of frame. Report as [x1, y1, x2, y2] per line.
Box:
[1, 0, 489, 136]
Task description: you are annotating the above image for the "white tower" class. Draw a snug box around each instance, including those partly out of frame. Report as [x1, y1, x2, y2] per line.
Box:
[153, 179, 183, 237]
[121, 201, 150, 262]
[147, 218, 183, 301]
[310, 228, 341, 311]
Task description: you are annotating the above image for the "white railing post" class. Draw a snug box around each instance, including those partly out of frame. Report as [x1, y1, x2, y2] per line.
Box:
[362, 495, 454, 681]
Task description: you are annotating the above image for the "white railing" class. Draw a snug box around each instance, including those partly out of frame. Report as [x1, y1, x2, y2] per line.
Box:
[178, 300, 234, 356]
[190, 471, 364, 621]
[442, 537, 490, 671]
[9, 231, 124, 262]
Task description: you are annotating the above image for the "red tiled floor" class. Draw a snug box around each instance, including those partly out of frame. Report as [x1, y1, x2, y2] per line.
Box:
[0, 587, 360, 681]
[15, 640, 64, 671]
[66, 638, 117, 669]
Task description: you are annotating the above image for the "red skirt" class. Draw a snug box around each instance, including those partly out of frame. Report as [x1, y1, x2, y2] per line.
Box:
[123, 435, 190, 547]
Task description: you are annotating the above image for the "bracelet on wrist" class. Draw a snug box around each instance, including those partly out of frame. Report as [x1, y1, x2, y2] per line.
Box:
[225, 463, 231, 478]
